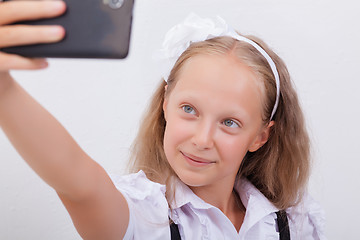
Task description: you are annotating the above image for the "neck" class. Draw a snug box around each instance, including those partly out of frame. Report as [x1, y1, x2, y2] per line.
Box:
[189, 177, 245, 214]
[191, 184, 233, 213]
[189, 178, 246, 232]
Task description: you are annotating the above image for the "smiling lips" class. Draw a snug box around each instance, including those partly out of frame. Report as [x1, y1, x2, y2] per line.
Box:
[181, 152, 215, 167]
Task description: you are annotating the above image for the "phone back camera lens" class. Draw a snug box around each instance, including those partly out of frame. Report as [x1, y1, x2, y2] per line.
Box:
[108, 0, 124, 9]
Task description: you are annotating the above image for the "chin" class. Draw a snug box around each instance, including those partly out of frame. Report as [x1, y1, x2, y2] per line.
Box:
[175, 169, 213, 188]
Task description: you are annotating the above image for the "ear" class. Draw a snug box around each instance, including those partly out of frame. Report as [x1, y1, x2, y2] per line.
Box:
[163, 85, 168, 120]
[248, 121, 275, 152]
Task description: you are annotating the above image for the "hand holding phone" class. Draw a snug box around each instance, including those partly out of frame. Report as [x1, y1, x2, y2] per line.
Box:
[0, 0, 66, 72]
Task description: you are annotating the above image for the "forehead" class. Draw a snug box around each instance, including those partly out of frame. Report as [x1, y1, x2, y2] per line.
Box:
[178, 53, 255, 86]
[169, 54, 264, 121]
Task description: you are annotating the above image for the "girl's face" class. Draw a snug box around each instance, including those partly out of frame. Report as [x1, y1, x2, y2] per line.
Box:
[163, 54, 272, 190]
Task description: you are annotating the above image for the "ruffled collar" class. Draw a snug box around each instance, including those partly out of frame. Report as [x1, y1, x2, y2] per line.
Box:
[170, 177, 280, 230]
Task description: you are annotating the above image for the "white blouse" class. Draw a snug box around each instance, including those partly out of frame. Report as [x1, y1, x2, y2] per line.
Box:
[110, 171, 326, 240]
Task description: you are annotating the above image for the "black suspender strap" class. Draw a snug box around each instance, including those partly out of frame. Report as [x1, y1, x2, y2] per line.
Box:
[170, 222, 181, 240]
[276, 210, 291, 240]
[170, 210, 290, 240]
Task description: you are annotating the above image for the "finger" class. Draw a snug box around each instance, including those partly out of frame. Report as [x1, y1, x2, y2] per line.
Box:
[0, 25, 65, 48]
[0, 52, 48, 71]
[0, 1, 66, 25]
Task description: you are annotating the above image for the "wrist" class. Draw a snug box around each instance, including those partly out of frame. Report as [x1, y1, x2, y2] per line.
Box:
[0, 72, 15, 98]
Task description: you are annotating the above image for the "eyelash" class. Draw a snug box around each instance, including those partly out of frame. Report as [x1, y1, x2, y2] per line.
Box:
[222, 119, 240, 128]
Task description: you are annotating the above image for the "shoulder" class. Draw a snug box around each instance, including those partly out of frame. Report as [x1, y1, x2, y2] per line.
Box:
[236, 179, 326, 239]
[110, 171, 170, 239]
[111, 171, 166, 202]
[287, 193, 327, 240]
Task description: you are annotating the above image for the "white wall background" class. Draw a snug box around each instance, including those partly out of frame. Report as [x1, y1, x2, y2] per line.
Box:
[1, 0, 359, 239]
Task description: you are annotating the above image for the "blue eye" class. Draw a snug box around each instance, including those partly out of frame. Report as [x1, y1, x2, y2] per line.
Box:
[223, 119, 239, 128]
[182, 105, 196, 115]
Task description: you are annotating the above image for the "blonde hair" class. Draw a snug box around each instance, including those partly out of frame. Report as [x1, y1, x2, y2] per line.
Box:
[128, 35, 310, 210]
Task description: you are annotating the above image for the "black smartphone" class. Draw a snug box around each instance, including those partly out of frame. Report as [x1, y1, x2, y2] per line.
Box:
[1, 0, 134, 59]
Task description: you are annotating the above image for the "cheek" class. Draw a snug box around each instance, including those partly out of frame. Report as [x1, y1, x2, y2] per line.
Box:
[164, 114, 195, 143]
[163, 127, 172, 164]
[216, 134, 252, 165]
[163, 118, 192, 159]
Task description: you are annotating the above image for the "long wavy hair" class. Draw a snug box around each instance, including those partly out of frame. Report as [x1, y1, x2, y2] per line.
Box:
[128, 35, 310, 210]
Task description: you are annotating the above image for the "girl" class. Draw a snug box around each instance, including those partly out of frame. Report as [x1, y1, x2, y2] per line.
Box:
[0, 1, 325, 239]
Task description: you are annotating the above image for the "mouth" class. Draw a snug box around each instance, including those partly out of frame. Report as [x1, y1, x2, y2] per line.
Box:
[181, 152, 215, 167]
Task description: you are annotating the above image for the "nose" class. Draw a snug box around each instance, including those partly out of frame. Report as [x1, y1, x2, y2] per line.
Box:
[191, 120, 215, 150]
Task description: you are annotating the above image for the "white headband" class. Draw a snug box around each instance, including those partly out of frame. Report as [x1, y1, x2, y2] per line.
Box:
[156, 13, 280, 120]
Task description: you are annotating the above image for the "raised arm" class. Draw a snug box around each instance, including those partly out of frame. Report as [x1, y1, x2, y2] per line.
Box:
[0, 1, 129, 239]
